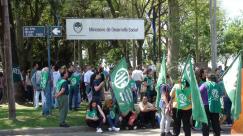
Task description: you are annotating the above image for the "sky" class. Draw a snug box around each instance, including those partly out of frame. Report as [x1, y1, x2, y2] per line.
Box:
[220, 0, 243, 18]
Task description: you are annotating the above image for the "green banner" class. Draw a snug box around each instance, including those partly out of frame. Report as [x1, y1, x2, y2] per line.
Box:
[40, 71, 49, 89]
[111, 58, 134, 116]
[222, 51, 242, 120]
[182, 57, 208, 124]
[155, 52, 166, 109]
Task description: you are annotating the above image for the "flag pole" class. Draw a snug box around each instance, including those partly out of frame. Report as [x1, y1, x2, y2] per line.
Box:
[219, 51, 242, 80]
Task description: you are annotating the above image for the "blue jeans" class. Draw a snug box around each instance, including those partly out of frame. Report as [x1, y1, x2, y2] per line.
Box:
[69, 86, 80, 109]
[107, 115, 119, 128]
[132, 91, 138, 104]
[43, 83, 52, 116]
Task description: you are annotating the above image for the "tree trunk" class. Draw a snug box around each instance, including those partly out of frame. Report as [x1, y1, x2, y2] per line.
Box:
[88, 42, 97, 66]
[2, 0, 16, 120]
[167, 0, 180, 81]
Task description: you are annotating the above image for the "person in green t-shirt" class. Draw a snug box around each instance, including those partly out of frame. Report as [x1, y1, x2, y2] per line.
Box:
[200, 73, 222, 136]
[86, 100, 106, 133]
[143, 69, 154, 103]
[54, 68, 70, 127]
[103, 99, 121, 132]
[170, 79, 192, 136]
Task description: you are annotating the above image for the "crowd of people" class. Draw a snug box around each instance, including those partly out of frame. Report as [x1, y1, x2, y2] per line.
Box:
[15, 62, 232, 135]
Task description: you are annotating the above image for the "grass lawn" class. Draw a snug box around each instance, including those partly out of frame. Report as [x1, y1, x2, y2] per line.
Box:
[0, 102, 87, 130]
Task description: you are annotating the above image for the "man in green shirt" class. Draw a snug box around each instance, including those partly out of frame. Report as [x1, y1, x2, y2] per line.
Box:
[200, 73, 222, 136]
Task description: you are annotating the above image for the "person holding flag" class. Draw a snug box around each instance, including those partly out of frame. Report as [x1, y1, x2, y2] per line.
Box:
[170, 79, 192, 136]
[159, 74, 173, 136]
[156, 52, 173, 136]
[199, 72, 223, 136]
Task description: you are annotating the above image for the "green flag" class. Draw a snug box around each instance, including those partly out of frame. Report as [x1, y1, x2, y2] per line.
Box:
[182, 57, 208, 124]
[111, 58, 134, 116]
[40, 70, 48, 90]
[155, 52, 166, 109]
[222, 51, 242, 120]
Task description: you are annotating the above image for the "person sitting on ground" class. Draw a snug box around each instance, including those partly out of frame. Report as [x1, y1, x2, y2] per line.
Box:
[138, 96, 157, 128]
[85, 100, 106, 133]
[103, 99, 121, 132]
[121, 110, 138, 130]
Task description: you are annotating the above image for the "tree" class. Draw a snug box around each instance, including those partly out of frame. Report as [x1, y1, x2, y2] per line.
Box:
[2, 0, 16, 119]
[167, 0, 180, 80]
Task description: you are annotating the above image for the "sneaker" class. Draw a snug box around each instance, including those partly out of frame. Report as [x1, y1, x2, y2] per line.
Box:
[108, 127, 113, 131]
[96, 128, 103, 133]
[161, 132, 166, 136]
[133, 126, 137, 130]
[165, 132, 172, 136]
[112, 127, 120, 132]
[59, 123, 70, 128]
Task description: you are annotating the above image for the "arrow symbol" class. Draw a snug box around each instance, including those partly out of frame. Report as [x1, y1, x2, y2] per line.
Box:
[52, 28, 61, 35]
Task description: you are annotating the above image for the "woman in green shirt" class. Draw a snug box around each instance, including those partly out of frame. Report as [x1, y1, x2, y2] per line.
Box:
[85, 100, 106, 133]
[171, 79, 192, 136]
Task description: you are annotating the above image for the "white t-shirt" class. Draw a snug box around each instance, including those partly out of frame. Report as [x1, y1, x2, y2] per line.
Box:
[132, 69, 144, 81]
[52, 71, 61, 88]
[139, 101, 154, 111]
[84, 70, 94, 86]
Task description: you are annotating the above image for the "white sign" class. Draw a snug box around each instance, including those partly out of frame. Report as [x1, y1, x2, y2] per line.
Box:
[66, 19, 144, 40]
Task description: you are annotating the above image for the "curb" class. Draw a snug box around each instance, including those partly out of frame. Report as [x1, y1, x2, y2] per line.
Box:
[0, 126, 93, 135]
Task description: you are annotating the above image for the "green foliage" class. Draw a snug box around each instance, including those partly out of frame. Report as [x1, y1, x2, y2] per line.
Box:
[7, 0, 240, 69]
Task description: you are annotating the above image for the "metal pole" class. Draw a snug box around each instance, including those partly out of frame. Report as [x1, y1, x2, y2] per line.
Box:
[74, 40, 76, 65]
[46, 25, 52, 115]
[210, 0, 217, 70]
[152, 6, 157, 81]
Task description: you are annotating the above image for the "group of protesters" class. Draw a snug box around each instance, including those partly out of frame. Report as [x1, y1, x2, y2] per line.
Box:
[19, 62, 232, 135]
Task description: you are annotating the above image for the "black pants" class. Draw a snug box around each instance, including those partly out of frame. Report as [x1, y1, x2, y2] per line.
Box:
[121, 112, 137, 128]
[202, 106, 220, 136]
[0, 88, 3, 102]
[139, 111, 156, 127]
[86, 116, 103, 128]
[173, 109, 192, 136]
[26, 85, 33, 102]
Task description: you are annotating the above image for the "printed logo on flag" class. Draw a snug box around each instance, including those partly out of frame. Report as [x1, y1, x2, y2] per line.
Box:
[114, 68, 129, 89]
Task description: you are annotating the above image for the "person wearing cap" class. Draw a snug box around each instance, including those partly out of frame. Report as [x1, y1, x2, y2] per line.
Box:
[200, 73, 223, 136]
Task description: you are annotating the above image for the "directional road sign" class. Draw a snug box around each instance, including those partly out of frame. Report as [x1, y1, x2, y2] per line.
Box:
[23, 26, 45, 37]
[51, 26, 62, 37]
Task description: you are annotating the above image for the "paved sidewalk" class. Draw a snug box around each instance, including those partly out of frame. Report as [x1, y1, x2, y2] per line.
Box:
[0, 125, 234, 136]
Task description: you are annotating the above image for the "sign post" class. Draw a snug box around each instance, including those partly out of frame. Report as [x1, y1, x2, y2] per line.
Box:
[23, 25, 62, 116]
